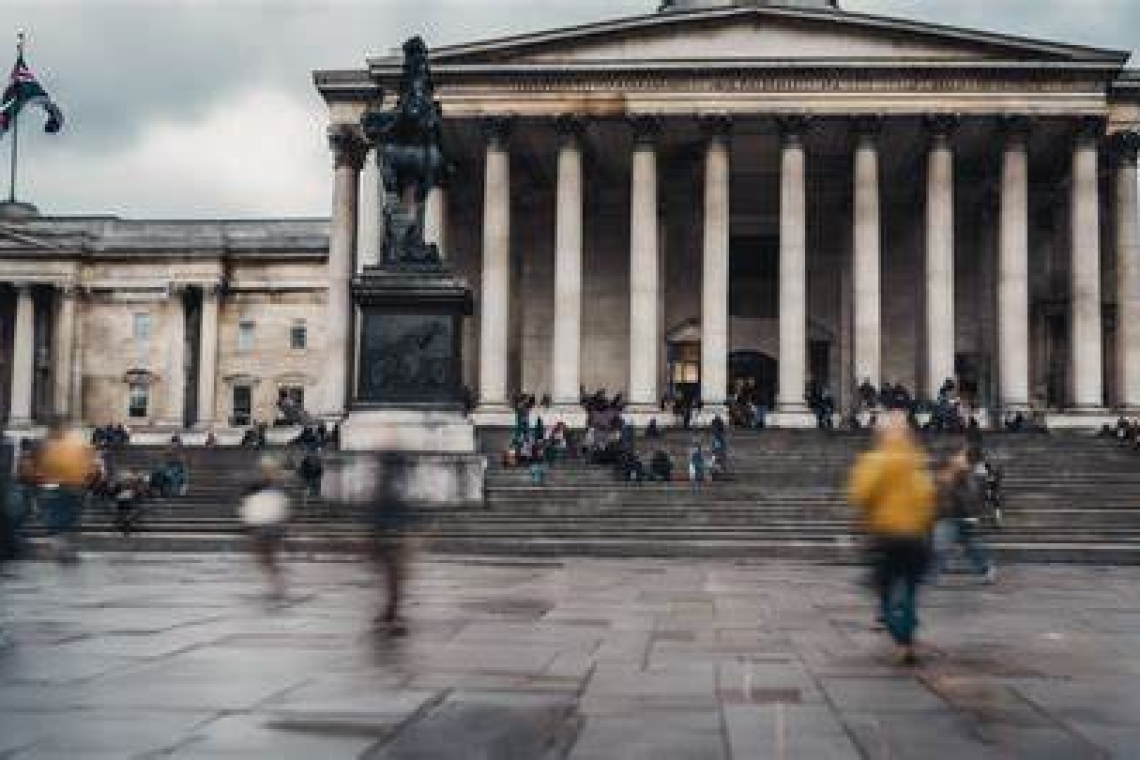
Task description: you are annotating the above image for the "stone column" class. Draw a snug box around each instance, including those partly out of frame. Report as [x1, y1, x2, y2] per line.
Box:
[52, 286, 77, 419]
[424, 185, 448, 260]
[550, 115, 586, 416]
[1114, 131, 1140, 410]
[700, 116, 731, 413]
[357, 146, 380, 272]
[8, 284, 35, 428]
[776, 115, 811, 420]
[478, 117, 513, 415]
[852, 116, 882, 391]
[1070, 117, 1105, 411]
[324, 125, 364, 419]
[160, 286, 187, 429]
[998, 116, 1032, 412]
[69, 288, 84, 421]
[628, 116, 662, 414]
[196, 285, 220, 429]
[925, 115, 958, 399]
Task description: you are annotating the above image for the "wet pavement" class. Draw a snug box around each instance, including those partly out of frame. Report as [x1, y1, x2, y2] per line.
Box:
[1, 555, 1139, 758]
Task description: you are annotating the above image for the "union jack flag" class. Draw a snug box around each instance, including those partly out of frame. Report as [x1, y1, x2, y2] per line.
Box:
[0, 41, 63, 137]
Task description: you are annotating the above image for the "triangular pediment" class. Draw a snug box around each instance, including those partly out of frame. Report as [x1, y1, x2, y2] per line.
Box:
[419, 7, 1127, 68]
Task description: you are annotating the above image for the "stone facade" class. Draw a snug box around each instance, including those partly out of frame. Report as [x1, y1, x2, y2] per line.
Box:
[0, 218, 329, 434]
[4, 1, 1140, 432]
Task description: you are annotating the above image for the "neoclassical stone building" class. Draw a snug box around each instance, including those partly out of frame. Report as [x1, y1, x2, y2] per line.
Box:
[4, 0, 1140, 432]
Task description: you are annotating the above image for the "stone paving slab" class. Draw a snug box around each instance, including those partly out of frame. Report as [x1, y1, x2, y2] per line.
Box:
[1, 556, 1139, 758]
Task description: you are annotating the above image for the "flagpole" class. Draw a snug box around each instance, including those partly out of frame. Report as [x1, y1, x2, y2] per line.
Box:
[7, 107, 17, 203]
[7, 32, 22, 204]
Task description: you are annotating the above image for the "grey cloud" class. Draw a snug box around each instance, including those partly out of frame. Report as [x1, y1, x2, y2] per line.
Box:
[1, 0, 1137, 217]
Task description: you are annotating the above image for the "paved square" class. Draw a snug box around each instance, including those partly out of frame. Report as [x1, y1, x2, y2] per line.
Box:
[1, 555, 1139, 758]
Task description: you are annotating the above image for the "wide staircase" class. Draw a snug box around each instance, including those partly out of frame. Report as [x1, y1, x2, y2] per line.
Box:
[60, 430, 1140, 564]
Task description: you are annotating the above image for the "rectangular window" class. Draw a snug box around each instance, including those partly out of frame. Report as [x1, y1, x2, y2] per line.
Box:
[133, 312, 152, 342]
[128, 383, 149, 419]
[232, 385, 252, 426]
[290, 321, 307, 350]
[237, 321, 256, 352]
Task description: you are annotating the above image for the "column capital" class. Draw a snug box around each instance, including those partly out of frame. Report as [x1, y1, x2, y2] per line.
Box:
[480, 115, 515, 148]
[327, 124, 367, 170]
[924, 113, 960, 143]
[628, 114, 663, 146]
[13, 282, 34, 296]
[776, 114, 813, 145]
[58, 283, 83, 299]
[554, 114, 587, 145]
[698, 113, 733, 142]
[1109, 130, 1140, 165]
[1074, 115, 1107, 145]
[850, 114, 883, 146]
[999, 114, 1033, 145]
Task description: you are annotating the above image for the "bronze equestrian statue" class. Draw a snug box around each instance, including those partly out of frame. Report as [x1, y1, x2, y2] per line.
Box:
[362, 36, 451, 267]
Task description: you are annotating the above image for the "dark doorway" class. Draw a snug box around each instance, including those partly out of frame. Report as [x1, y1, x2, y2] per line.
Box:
[809, 340, 831, 395]
[729, 351, 777, 409]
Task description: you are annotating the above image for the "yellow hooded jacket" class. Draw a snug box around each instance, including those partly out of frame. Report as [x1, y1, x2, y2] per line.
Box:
[847, 438, 936, 538]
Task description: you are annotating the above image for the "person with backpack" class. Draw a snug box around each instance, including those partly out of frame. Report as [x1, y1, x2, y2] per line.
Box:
[933, 447, 997, 585]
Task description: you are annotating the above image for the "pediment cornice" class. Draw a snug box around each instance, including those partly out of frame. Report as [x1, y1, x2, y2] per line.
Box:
[365, 6, 1128, 72]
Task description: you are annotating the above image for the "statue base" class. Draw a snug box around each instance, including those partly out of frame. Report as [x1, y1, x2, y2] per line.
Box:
[346, 261, 475, 454]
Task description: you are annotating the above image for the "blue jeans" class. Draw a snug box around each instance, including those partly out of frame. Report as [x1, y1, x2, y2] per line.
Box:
[933, 518, 992, 578]
[873, 537, 928, 646]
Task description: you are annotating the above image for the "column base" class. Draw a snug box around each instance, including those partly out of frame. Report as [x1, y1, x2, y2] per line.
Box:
[5, 416, 34, 431]
[767, 408, 819, 429]
[624, 404, 671, 428]
[542, 404, 587, 429]
[1044, 408, 1115, 431]
[470, 403, 517, 428]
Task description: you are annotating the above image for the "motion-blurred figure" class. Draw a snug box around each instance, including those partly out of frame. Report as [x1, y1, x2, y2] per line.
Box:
[848, 411, 937, 665]
[369, 453, 411, 636]
[933, 447, 997, 584]
[36, 422, 97, 564]
[239, 455, 290, 601]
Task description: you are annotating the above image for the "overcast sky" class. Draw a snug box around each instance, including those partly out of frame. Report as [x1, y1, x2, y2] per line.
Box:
[3, 0, 1138, 219]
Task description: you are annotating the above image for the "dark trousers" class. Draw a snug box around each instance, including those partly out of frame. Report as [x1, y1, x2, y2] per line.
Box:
[872, 536, 929, 646]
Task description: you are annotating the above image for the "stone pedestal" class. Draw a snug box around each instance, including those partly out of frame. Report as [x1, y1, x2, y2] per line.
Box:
[341, 265, 476, 454]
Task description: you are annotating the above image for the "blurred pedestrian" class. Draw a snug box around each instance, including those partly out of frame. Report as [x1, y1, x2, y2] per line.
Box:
[848, 412, 937, 665]
[0, 441, 14, 649]
[35, 422, 97, 564]
[369, 454, 411, 636]
[933, 447, 997, 584]
[239, 455, 290, 600]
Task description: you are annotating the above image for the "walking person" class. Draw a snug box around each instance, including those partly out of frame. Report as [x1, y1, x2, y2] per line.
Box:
[369, 453, 412, 636]
[848, 412, 937, 665]
[933, 447, 997, 584]
[35, 422, 97, 565]
[0, 441, 14, 649]
[239, 456, 291, 601]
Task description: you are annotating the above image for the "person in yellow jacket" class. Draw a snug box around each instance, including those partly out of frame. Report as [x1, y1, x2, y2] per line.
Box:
[35, 422, 97, 564]
[848, 411, 936, 664]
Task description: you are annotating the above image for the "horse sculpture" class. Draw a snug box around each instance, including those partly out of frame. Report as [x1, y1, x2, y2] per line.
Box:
[362, 36, 450, 266]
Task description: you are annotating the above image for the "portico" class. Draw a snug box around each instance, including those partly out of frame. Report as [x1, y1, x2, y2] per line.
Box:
[317, 0, 1140, 427]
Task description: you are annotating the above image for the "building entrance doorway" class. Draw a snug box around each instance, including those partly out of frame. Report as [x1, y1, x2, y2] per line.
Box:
[729, 351, 776, 409]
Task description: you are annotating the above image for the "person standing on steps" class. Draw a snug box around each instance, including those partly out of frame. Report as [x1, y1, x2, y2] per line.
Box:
[848, 411, 937, 665]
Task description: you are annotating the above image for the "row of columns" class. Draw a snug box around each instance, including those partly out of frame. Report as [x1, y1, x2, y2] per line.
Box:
[5, 283, 223, 430]
[467, 114, 1140, 417]
[321, 116, 1140, 421]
